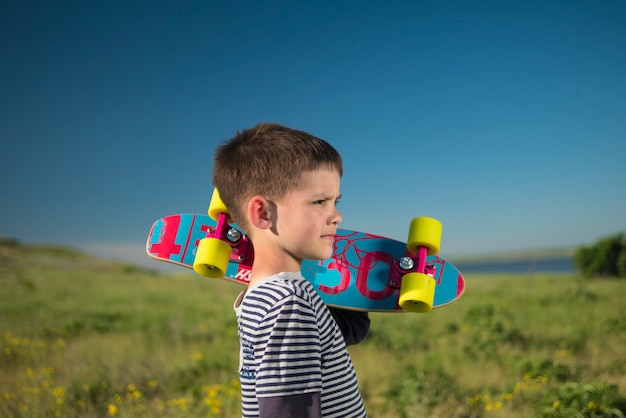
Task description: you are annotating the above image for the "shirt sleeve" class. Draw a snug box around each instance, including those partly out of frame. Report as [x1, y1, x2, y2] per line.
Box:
[258, 392, 322, 418]
[254, 292, 323, 399]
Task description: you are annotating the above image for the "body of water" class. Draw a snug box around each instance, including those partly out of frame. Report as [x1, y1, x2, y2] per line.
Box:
[453, 256, 575, 274]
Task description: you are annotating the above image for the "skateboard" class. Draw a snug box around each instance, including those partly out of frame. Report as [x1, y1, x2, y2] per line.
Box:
[146, 192, 465, 312]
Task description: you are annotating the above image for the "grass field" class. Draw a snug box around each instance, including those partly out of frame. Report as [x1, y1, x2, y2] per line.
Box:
[1, 240, 625, 417]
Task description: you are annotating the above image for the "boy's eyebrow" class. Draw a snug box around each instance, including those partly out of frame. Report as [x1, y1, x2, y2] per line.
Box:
[311, 192, 341, 200]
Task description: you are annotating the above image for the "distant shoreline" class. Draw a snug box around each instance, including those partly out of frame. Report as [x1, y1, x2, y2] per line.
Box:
[1, 236, 578, 274]
[448, 247, 575, 263]
[452, 255, 575, 274]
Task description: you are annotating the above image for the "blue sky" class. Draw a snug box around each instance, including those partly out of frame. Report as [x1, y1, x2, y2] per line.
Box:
[1, 1, 625, 269]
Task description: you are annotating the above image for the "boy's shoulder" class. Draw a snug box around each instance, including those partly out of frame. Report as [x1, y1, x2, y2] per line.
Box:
[248, 272, 314, 301]
[238, 272, 324, 316]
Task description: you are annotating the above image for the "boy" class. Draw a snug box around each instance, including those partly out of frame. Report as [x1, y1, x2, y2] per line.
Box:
[212, 123, 369, 417]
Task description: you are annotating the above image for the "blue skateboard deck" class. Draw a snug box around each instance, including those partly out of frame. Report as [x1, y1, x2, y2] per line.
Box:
[147, 214, 465, 312]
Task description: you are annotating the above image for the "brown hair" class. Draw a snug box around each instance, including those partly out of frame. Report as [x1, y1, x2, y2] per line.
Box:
[212, 122, 343, 231]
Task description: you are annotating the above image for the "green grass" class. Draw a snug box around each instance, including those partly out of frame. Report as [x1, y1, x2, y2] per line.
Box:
[1, 242, 625, 417]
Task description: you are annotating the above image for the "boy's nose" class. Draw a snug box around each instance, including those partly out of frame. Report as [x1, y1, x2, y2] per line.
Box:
[332, 208, 343, 225]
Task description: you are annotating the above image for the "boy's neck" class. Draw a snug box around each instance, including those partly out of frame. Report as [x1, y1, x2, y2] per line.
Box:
[248, 257, 303, 288]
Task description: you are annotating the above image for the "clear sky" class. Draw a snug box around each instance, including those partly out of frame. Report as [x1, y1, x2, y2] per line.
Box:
[1, 1, 625, 269]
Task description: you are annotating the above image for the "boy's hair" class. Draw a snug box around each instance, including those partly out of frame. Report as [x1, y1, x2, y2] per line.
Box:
[212, 122, 343, 232]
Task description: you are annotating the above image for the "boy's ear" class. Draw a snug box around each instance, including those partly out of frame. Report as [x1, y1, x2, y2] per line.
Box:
[247, 196, 274, 229]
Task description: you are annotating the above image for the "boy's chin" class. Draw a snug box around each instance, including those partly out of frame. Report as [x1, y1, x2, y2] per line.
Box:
[299, 243, 334, 262]
[317, 249, 334, 261]
[304, 250, 333, 262]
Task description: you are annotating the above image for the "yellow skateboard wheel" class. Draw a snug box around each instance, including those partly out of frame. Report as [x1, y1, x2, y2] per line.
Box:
[193, 237, 232, 278]
[208, 188, 229, 221]
[398, 272, 435, 313]
[407, 217, 442, 256]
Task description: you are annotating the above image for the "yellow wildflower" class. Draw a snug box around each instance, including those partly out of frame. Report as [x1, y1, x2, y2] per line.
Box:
[107, 404, 118, 416]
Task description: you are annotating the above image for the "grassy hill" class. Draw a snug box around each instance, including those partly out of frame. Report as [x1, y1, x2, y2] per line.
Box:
[1, 240, 625, 417]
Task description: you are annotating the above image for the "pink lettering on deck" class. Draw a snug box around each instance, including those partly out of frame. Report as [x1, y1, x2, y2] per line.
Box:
[149, 215, 182, 258]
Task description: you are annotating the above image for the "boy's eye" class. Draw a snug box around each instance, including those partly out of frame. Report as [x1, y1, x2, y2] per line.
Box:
[314, 198, 340, 206]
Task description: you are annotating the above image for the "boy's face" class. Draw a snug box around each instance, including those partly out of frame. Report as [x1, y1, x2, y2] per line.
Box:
[273, 168, 342, 262]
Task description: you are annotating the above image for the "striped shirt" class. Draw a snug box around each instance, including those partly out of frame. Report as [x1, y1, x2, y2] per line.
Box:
[234, 272, 366, 417]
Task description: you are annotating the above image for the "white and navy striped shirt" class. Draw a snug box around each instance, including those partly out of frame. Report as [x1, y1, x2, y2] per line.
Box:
[234, 272, 366, 417]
